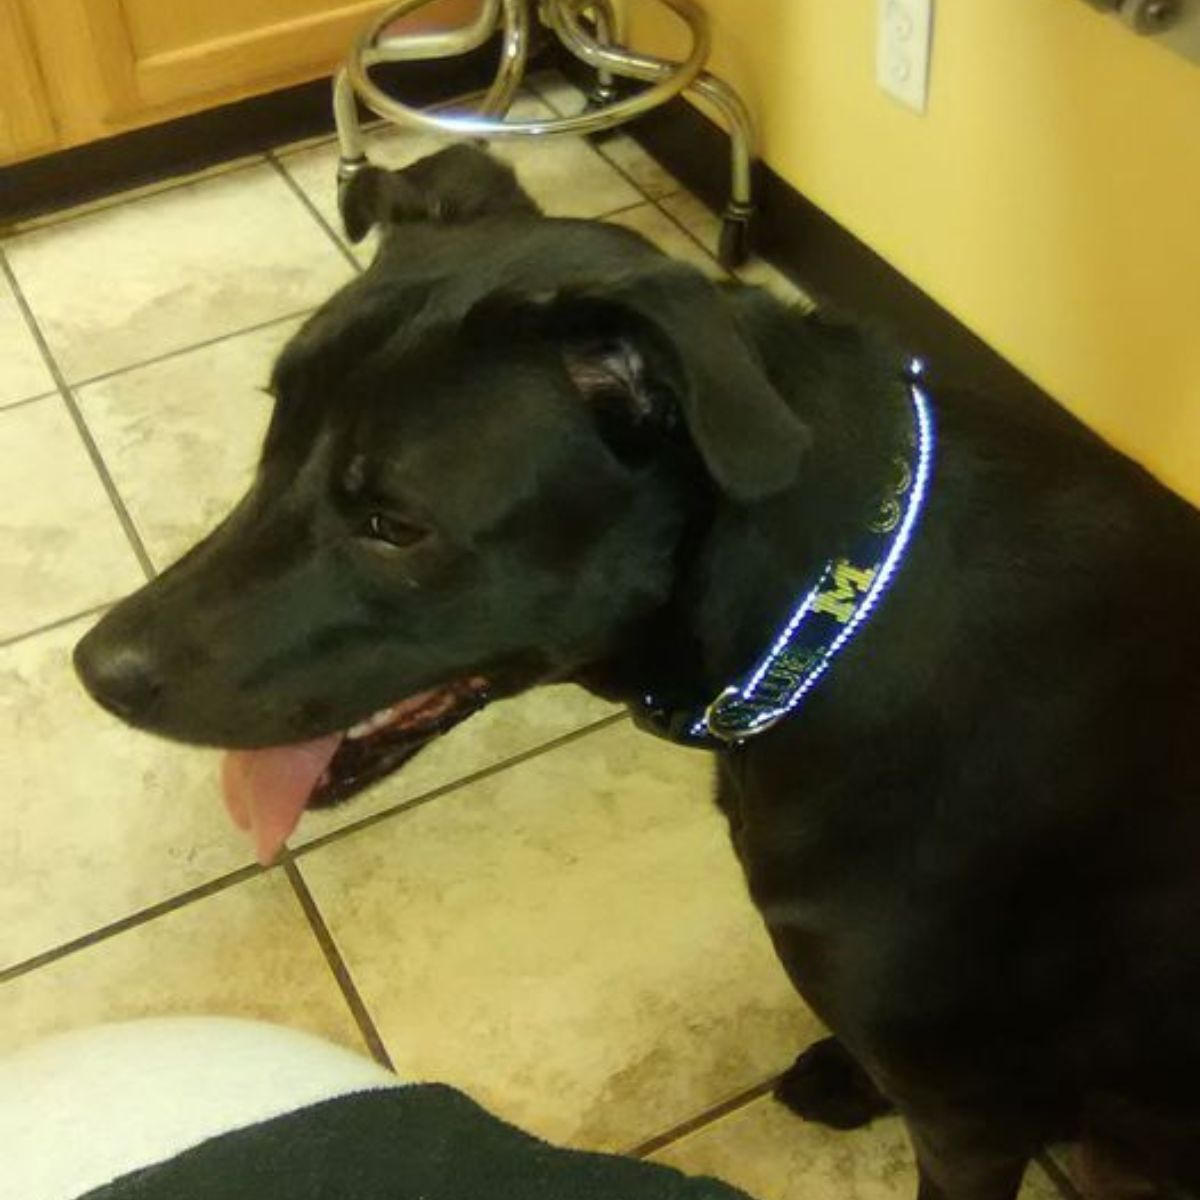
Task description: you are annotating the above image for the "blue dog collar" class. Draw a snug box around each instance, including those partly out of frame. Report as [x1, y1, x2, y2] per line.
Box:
[633, 358, 936, 749]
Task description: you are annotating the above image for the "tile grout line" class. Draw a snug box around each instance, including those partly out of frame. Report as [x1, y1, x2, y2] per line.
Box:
[266, 151, 364, 275]
[283, 859, 395, 1071]
[0, 389, 58, 416]
[632, 173, 815, 304]
[0, 249, 157, 581]
[71, 305, 317, 392]
[291, 711, 629, 859]
[624, 1073, 785, 1159]
[529, 79, 724, 267]
[0, 863, 265, 985]
[523, 71, 688, 213]
[0, 599, 113, 650]
[596, 151, 722, 272]
[1036, 1151, 1087, 1200]
[580, 129, 688, 213]
[520, 74, 727, 273]
[0, 713, 628, 983]
[525, 74, 726, 274]
[648, 193, 728, 274]
[593, 198, 657, 222]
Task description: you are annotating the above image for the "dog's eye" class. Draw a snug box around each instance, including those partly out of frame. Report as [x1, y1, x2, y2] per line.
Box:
[362, 512, 427, 548]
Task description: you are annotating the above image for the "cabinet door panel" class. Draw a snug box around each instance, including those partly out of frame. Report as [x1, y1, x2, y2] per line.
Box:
[0, 0, 58, 164]
[13, 0, 482, 158]
[124, 0, 373, 59]
[86, 0, 389, 115]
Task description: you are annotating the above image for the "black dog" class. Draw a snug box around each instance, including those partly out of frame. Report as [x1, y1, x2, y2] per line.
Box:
[75, 146, 1200, 1200]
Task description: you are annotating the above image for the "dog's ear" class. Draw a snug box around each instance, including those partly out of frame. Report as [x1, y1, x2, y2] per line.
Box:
[341, 166, 426, 243]
[558, 332, 673, 467]
[463, 287, 673, 467]
[341, 146, 539, 243]
[509, 265, 811, 502]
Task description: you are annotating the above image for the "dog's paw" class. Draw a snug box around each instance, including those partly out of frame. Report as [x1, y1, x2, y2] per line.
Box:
[775, 1037, 895, 1130]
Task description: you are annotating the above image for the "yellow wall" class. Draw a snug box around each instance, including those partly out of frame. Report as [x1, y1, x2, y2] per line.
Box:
[633, 0, 1200, 505]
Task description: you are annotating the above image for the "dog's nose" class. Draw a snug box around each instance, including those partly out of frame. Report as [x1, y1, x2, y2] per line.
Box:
[73, 630, 163, 722]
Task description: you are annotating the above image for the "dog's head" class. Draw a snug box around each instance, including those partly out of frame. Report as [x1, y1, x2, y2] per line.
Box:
[74, 147, 810, 857]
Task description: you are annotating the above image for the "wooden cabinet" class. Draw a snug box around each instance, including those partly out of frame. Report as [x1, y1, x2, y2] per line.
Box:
[0, 0, 58, 163]
[72, 0, 389, 120]
[3, 0, 484, 168]
[3, 0, 405, 165]
[21, 0, 392, 153]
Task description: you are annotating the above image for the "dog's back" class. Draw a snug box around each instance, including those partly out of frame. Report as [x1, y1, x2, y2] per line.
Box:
[720, 290, 1200, 1190]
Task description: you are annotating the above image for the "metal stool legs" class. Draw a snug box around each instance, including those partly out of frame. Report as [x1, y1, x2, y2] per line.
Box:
[547, 0, 755, 264]
[334, 0, 757, 267]
[576, 0, 622, 112]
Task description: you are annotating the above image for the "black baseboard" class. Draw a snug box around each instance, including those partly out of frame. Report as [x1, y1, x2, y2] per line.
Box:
[628, 94, 1057, 412]
[0, 40, 517, 229]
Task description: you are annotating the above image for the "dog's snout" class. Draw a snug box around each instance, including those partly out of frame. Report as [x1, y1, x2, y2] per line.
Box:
[74, 628, 164, 722]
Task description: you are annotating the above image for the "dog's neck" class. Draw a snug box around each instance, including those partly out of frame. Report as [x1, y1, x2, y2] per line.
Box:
[582, 303, 912, 719]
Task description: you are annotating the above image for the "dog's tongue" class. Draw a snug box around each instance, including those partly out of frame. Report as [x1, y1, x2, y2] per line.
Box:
[222, 735, 342, 866]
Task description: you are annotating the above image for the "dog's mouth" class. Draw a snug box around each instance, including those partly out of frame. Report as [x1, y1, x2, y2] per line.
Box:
[221, 676, 490, 865]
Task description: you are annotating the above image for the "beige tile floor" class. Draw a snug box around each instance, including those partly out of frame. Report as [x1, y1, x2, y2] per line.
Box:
[0, 73, 1069, 1199]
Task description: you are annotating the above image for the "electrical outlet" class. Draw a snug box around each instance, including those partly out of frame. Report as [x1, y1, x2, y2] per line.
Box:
[877, 0, 934, 113]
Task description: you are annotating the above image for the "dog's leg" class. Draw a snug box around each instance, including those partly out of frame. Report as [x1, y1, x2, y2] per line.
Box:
[1072, 1141, 1162, 1200]
[775, 1036, 895, 1129]
[908, 1118, 1031, 1200]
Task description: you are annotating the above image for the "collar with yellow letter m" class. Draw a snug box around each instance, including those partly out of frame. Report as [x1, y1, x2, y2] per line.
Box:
[632, 359, 935, 749]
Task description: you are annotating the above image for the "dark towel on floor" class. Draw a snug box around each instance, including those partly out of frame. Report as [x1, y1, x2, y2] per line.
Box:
[81, 1083, 753, 1199]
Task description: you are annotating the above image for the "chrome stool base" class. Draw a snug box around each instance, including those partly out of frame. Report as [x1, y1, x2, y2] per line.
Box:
[333, 0, 757, 267]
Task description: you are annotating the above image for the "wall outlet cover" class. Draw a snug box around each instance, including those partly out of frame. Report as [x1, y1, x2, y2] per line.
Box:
[877, 0, 935, 113]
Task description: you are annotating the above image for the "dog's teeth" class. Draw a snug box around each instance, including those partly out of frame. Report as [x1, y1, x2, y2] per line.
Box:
[348, 705, 398, 739]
